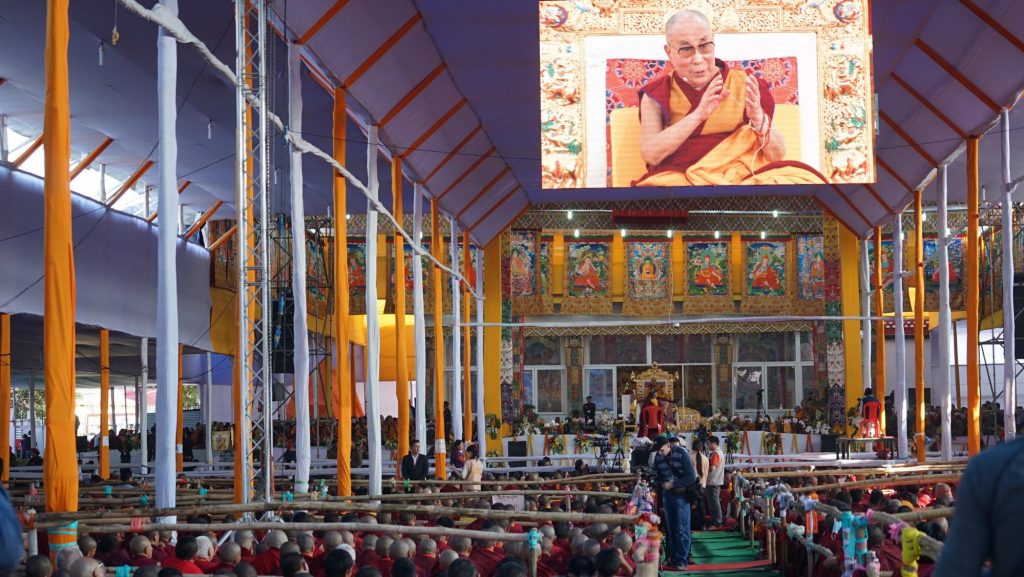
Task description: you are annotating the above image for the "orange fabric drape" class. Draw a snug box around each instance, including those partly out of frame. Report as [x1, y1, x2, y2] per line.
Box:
[332, 87, 353, 496]
[461, 232, 472, 443]
[966, 137, 981, 455]
[393, 159, 410, 476]
[913, 191, 926, 462]
[177, 344, 184, 472]
[43, 0, 79, 555]
[431, 200, 447, 477]
[0, 314, 11, 483]
[98, 329, 110, 479]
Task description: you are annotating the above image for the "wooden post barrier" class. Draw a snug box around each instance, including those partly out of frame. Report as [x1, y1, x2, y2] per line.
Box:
[739, 463, 965, 479]
[73, 521, 533, 541]
[788, 473, 961, 494]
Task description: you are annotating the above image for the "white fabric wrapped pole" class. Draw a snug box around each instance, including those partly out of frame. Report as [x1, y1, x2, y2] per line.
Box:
[412, 183, 427, 448]
[154, 0, 179, 524]
[449, 216, 463, 442]
[475, 246, 486, 458]
[1002, 109, 1017, 441]
[937, 165, 953, 460]
[365, 126, 383, 497]
[893, 215, 909, 459]
[860, 239, 872, 395]
[288, 43, 311, 493]
[140, 338, 149, 475]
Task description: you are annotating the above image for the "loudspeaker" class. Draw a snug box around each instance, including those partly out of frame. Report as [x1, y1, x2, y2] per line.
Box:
[271, 291, 295, 373]
[820, 434, 838, 452]
[1014, 272, 1024, 359]
[631, 447, 650, 469]
[507, 441, 527, 469]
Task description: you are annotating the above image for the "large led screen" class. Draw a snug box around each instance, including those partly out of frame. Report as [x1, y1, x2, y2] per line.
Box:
[539, 0, 875, 189]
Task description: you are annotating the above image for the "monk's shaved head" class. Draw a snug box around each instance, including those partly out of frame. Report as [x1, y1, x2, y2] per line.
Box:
[665, 9, 711, 37]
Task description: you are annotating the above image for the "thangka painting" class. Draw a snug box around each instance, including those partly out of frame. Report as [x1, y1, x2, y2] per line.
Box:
[306, 236, 330, 318]
[866, 238, 895, 311]
[384, 239, 433, 314]
[561, 237, 612, 315]
[511, 230, 549, 316]
[683, 239, 731, 315]
[623, 239, 673, 316]
[536, 235, 554, 315]
[347, 239, 367, 315]
[923, 236, 965, 311]
[747, 241, 787, 297]
[796, 235, 825, 300]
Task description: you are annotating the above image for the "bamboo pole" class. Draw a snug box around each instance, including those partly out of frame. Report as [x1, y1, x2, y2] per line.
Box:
[738, 463, 965, 479]
[789, 473, 961, 494]
[75, 521, 534, 540]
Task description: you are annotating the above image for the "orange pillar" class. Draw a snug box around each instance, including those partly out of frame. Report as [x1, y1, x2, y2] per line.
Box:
[431, 200, 447, 477]
[873, 229, 887, 431]
[0, 314, 10, 483]
[393, 158, 410, 474]
[462, 232, 473, 443]
[333, 87, 353, 496]
[913, 190, 926, 462]
[99, 329, 110, 479]
[966, 137, 981, 455]
[42, 0, 79, 552]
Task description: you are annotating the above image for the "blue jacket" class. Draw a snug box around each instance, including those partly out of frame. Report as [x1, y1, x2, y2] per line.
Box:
[0, 486, 24, 570]
[934, 436, 1024, 577]
[653, 445, 697, 492]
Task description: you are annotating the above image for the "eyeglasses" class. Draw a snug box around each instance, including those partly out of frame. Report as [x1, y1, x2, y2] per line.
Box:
[675, 41, 715, 60]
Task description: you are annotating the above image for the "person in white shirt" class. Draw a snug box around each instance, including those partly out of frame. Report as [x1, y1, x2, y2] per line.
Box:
[705, 436, 725, 528]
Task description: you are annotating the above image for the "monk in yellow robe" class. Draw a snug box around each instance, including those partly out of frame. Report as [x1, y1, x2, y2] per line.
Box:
[634, 10, 827, 187]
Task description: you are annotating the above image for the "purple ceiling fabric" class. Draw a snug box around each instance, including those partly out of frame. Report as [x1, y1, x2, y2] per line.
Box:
[0, 167, 213, 351]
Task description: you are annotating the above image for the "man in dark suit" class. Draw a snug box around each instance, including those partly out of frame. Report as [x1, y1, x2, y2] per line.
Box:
[400, 439, 429, 484]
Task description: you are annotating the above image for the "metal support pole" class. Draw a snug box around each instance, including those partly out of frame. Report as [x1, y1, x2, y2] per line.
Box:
[1002, 109, 1017, 441]
[140, 337, 149, 475]
[412, 184, 427, 449]
[475, 247, 487, 459]
[29, 372, 37, 456]
[205, 352, 213, 465]
[449, 217, 463, 442]
[364, 126, 383, 498]
[860, 238, 872, 396]
[913, 190, 926, 463]
[99, 163, 107, 204]
[893, 215, 909, 459]
[937, 166, 953, 460]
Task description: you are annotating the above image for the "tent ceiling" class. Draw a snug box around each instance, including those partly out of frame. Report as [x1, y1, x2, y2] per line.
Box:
[0, 1, 1022, 244]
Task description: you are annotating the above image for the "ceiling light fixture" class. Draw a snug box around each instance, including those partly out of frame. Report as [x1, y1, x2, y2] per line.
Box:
[208, 119, 213, 141]
[620, 228, 627, 238]
[98, 42, 105, 66]
[574, 228, 580, 238]
[772, 209, 779, 218]
[760, 231, 767, 239]
[667, 230, 673, 238]
[566, 210, 573, 220]
[714, 230, 720, 239]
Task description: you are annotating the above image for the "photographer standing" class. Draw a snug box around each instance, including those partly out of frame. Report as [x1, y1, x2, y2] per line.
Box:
[653, 436, 697, 571]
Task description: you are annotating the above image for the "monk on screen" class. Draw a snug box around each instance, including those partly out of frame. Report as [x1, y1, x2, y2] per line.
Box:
[634, 9, 827, 187]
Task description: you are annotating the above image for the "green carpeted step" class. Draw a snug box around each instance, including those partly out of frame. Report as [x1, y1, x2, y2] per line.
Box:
[661, 530, 777, 575]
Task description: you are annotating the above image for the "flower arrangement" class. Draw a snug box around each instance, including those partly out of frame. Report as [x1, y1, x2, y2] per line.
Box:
[576, 434, 594, 454]
[595, 409, 615, 431]
[548, 434, 566, 455]
[756, 415, 772, 432]
[383, 438, 398, 452]
[762, 432, 781, 455]
[512, 416, 539, 437]
[725, 431, 742, 454]
[486, 450, 505, 467]
[485, 414, 502, 440]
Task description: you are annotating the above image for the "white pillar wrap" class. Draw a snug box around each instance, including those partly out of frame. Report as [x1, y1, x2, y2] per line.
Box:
[412, 183, 427, 449]
[937, 165, 954, 460]
[475, 247, 486, 458]
[1002, 109, 1017, 441]
[288, 43, 312, 492]
[140, 338, 149, 475]
[205, 352, 213, 464]
[893, 215, 909, 459]
[154, 0, 179, 523]
[365, 126, 383, 497]
[449, 216, 463, 442]
[860, 239, 872, 394]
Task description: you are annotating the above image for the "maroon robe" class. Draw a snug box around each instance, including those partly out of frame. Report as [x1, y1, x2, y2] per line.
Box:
[414, 554, 437, 577]
[469, 547, 504, 577]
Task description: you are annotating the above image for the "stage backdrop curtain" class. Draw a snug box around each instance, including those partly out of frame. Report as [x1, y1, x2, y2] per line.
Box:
[622, 237, 673, 316]
[561, 236, 613, 315]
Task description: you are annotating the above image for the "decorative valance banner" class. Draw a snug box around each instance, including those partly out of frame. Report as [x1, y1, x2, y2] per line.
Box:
[511, 230, 552, 316]
[622, 238, 673, 316]
[683, 238, 731, 315]
[561, 236, 613, 315]
[347, 238, 367, 315]
[741, 236, 796, 315]
[923, 235, 965, 311]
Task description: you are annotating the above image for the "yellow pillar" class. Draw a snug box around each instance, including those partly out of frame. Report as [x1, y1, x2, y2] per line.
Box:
[873, 229, 887, 431]
[839, 223, 864, 420]
[484, 236, 503, 454]
[913, 190, 926, 462]
[99, 329, 110, 479]
[177, 344, 185, 472]
[431, 200, 447, 476]
[0, 314, 10, 483]
[43, 0, 79, 553]
[393, 159, 410, 473]
[966, 137, 981, 455]
[462, 232, 473, 442]
[333, 87, 353, 496]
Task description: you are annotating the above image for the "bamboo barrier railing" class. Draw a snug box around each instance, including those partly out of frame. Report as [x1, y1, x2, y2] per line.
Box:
[738, 463, 965, 479]
[788, 473, 962, 494]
